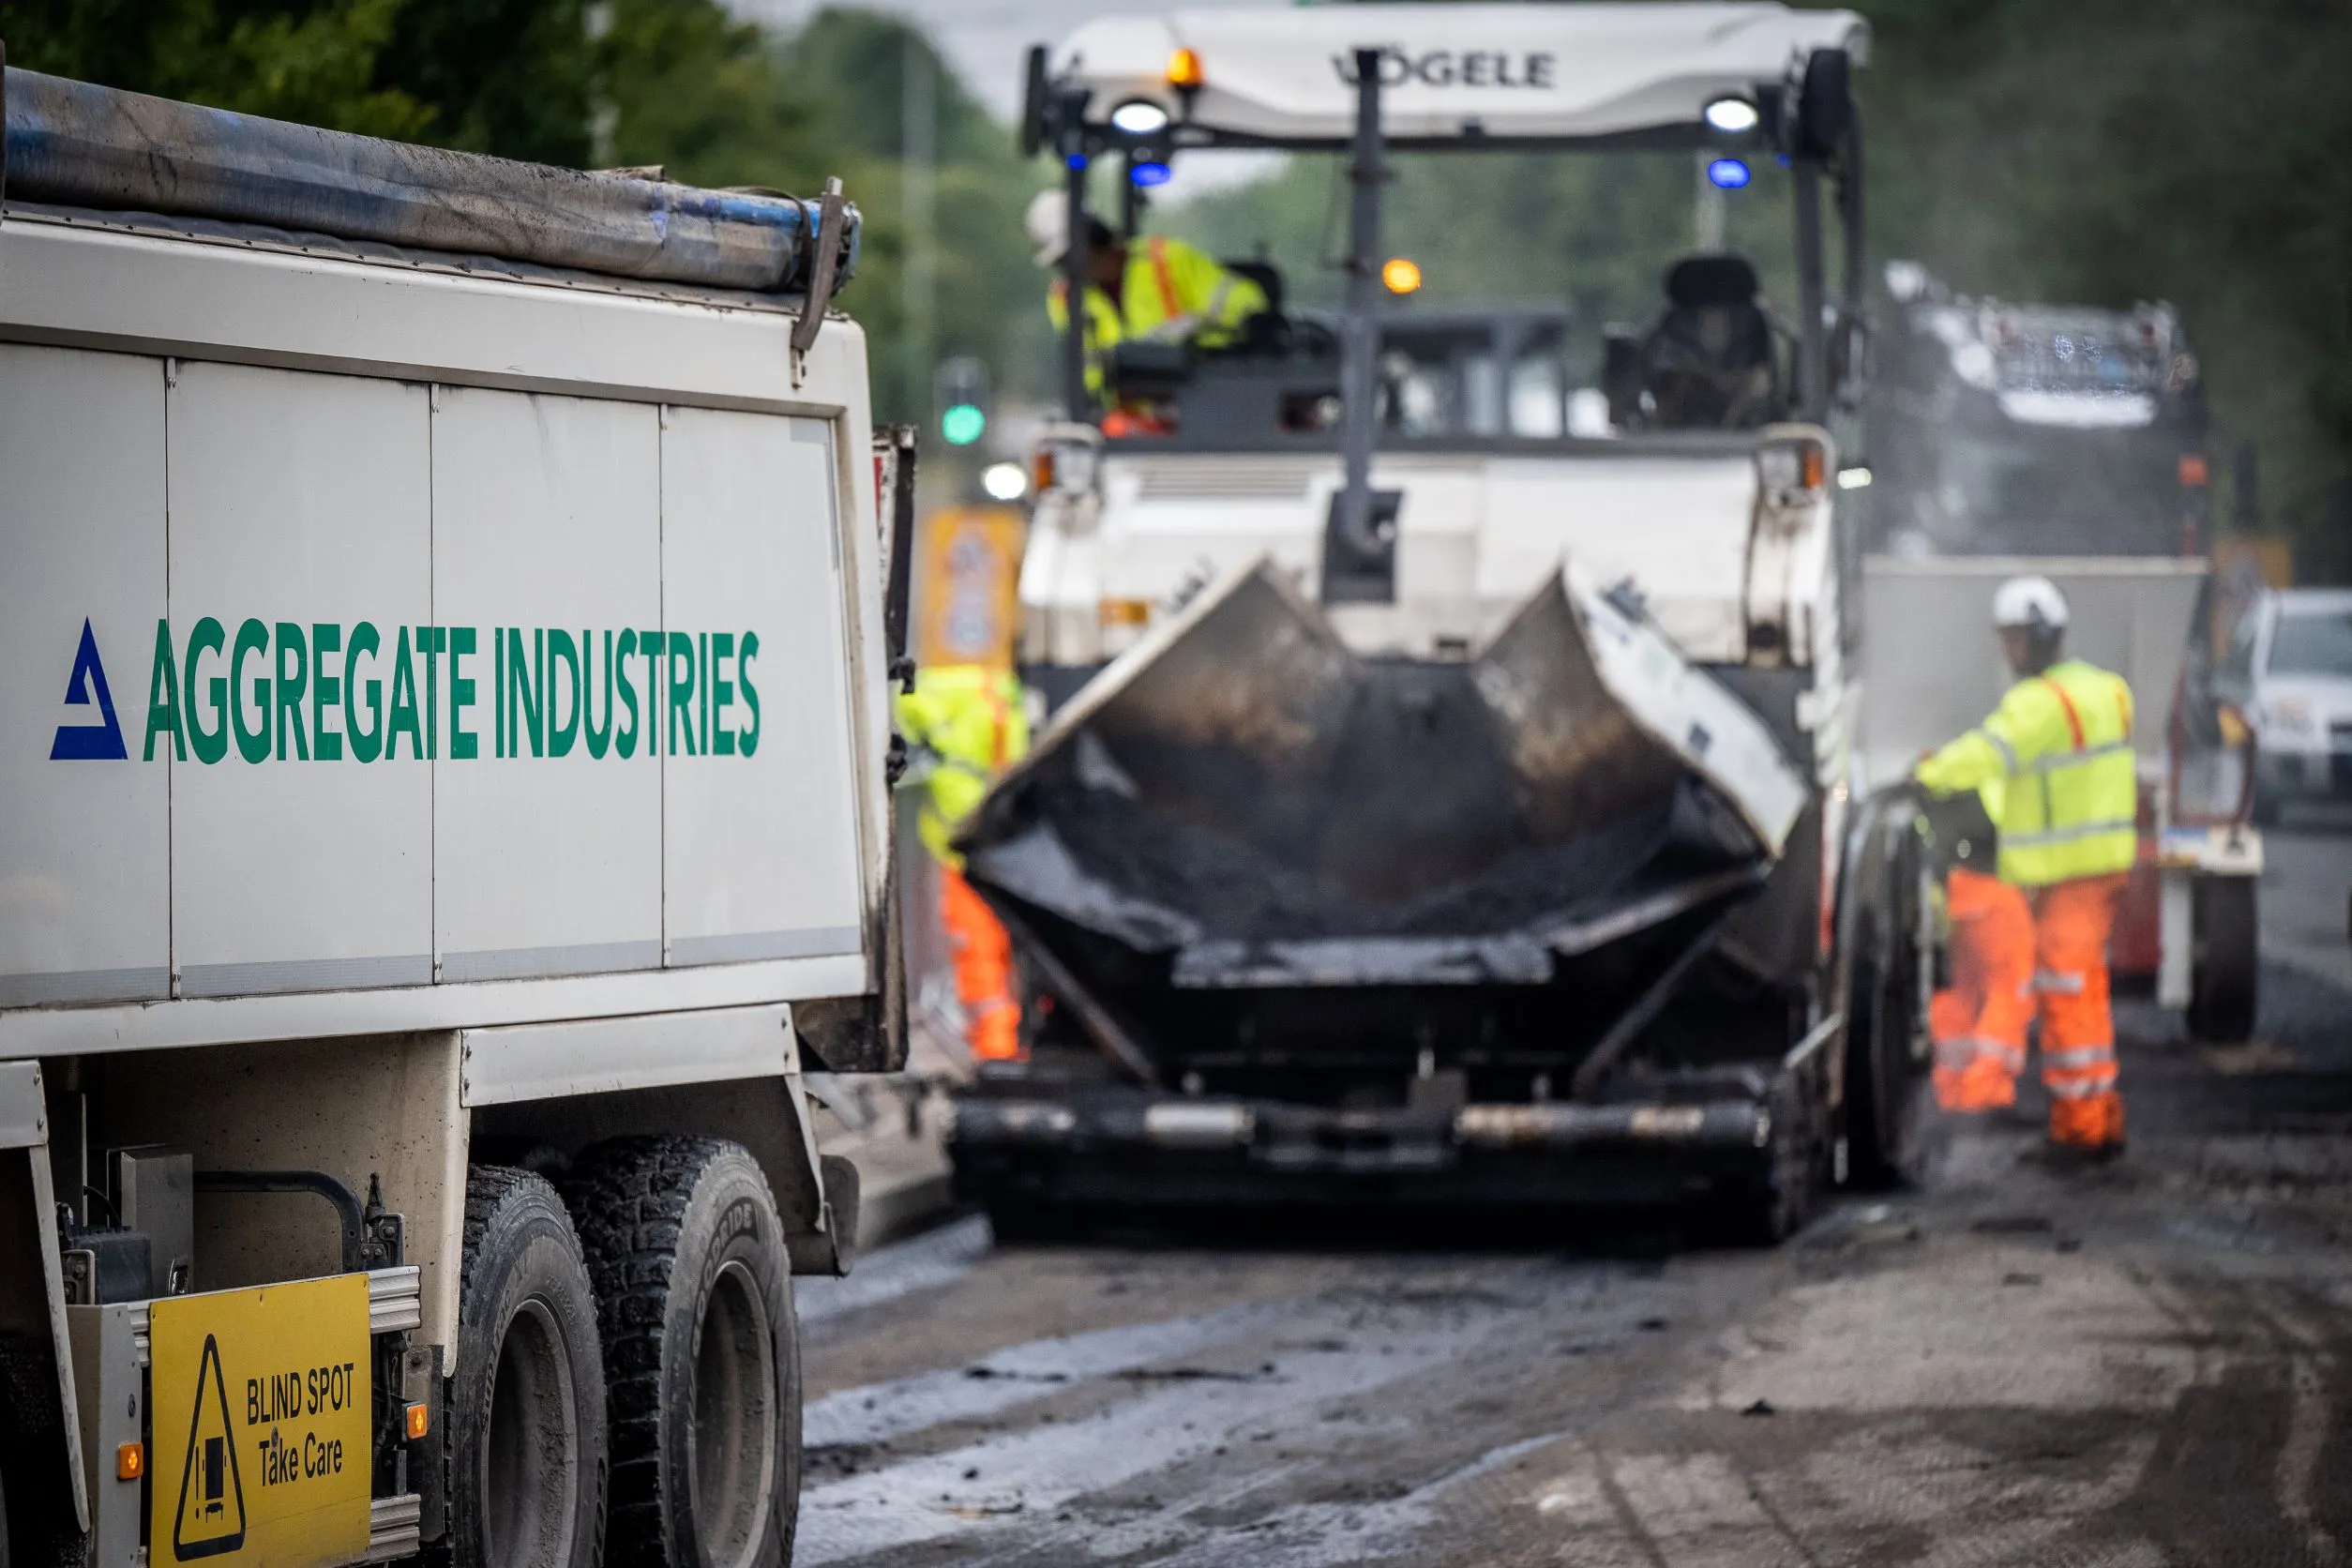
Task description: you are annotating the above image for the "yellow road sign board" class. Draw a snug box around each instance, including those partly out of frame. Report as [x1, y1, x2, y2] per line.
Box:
[149, 1274, 372, 1567]
[914, 505, 1026, 671]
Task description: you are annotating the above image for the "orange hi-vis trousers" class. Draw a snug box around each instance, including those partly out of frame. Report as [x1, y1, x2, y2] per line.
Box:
[2032, 872, 2129, 1149]
[1930, 867, 2037, 1112]
[941, 867, 1022, 1063]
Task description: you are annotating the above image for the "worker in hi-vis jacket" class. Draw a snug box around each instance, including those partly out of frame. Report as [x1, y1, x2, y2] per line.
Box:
[897, 665, 1031, 1063]
[1914, 576, 2137, 1156]
[1027, 188, 1267, 425]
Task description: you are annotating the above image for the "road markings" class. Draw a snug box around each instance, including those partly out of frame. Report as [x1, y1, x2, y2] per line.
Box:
[794, 1260, 1601, 1564]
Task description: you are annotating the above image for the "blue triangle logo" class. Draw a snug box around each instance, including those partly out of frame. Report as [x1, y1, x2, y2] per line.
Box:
[51, 619, 128, 761]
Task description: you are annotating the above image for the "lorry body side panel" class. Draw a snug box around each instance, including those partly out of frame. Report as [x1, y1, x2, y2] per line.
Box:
[1, 220, 884, 1045]
[167, 361, 438, 995]
[660, 409, 866, 965]
[0, 346, 172, 1006]
[430, 387, 666, 981]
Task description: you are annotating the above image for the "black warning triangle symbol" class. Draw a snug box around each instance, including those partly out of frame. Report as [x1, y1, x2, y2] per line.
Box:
[49, 618, 128, 761]
[172, 1333, 247, 1560]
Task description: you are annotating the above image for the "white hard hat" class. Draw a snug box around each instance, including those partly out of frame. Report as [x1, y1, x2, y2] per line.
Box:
[1991, 574, 2069, 631]
[1025, 188, 1069, 267]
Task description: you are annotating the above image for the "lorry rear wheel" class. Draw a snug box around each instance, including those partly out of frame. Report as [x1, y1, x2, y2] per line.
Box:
[567, 1137, 802, 1568]
[2187, 874, 2259, 1044]
[447, 1167, 609, 1568]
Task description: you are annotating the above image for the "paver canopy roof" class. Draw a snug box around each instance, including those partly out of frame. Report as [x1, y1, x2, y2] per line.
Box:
[1049, 4, 1868, 149]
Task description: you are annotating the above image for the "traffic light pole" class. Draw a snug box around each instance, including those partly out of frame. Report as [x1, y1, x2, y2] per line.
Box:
[1056, 86, 1093, 423]
[901, 34, 937, 437]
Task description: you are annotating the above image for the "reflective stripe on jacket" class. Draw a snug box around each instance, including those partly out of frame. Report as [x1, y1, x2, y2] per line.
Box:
[1914, 658, 2136, 886]
[894, 665, 1031, 868]
[1047, 236, 1269, 394]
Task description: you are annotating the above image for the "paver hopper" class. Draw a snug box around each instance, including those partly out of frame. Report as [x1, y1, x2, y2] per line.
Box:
[958, 556, 1807, 1092]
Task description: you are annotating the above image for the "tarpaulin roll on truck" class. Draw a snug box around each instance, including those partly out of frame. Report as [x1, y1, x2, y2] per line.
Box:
[2, 66, 852, 293]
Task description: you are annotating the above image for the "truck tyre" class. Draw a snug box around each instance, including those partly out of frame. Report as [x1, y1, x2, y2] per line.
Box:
[2187, 874, 2259, 1044]
[1845, 947, 1930, 1190]
[447, 1166, 609, 1568]
[566, 1137, 802, 1568]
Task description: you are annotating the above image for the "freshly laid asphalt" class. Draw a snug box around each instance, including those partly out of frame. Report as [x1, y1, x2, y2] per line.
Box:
[794, 822, 2352, 1566]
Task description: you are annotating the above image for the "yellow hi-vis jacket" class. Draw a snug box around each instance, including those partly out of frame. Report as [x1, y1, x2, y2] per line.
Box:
[1914, 658, 2137, 887]
[1047, 235, 1269, 395]
[894, 665, 1031, 869]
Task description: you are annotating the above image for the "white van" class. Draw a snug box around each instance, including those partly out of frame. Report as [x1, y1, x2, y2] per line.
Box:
[2226, 588, 2352, 822]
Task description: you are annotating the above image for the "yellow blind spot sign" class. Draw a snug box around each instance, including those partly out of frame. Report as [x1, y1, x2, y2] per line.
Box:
[149, 1274, 372, 1567]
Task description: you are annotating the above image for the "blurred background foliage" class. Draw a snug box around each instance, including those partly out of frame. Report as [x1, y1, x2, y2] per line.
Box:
[0, 0, 2344, 564]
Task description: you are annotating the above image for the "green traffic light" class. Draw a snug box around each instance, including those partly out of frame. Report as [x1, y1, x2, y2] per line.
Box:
[941, 403, 987, 446]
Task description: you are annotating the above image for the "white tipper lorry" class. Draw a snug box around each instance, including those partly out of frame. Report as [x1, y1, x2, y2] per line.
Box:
[0, 66, 905, 1568]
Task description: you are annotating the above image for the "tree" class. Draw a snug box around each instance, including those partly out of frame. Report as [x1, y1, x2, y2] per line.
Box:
[0, 0, 439, 138]
[770, 8, 1048, 420]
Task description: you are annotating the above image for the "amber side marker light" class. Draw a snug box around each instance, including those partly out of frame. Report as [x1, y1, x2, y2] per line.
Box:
[1098, 597, 1153, 628]
[405, 1402, 431, 1440]
[1800, 442, 1826, 491]
[116, 1441, 143, 1481]
[1381, 257, 1423, 295]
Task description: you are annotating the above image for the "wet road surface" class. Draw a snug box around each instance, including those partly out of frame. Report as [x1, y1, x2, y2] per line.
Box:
[795, 829, 2352, 1566]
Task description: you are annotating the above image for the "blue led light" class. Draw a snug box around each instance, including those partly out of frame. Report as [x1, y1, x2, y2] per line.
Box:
[1707, 158, 1753, 189]
[1129, 160, 1173, 188]
[1065, 154, 1088, 172]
